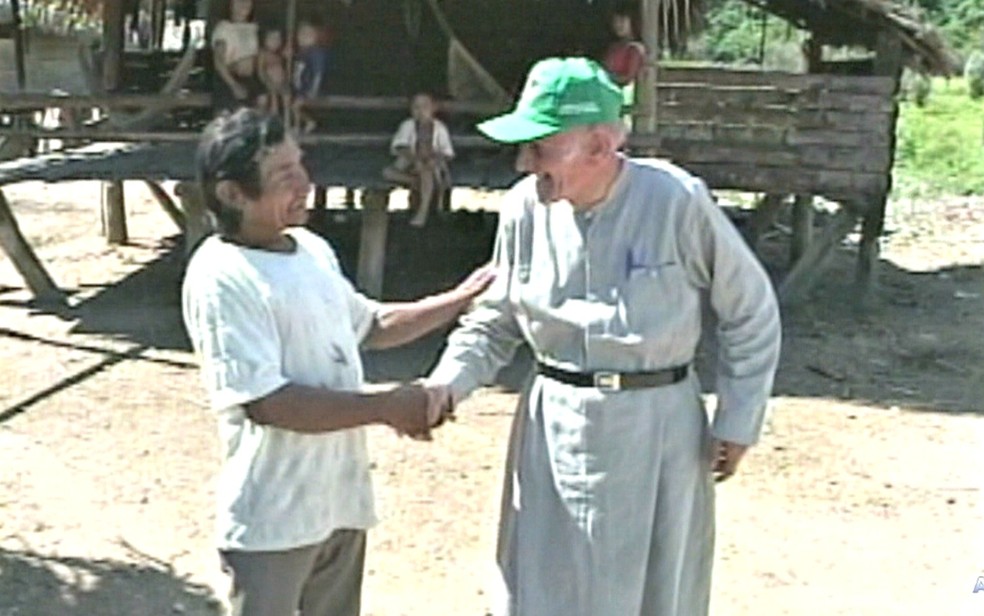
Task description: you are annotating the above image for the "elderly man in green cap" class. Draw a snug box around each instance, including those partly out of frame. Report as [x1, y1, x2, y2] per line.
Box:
[426, 57, 781, 615]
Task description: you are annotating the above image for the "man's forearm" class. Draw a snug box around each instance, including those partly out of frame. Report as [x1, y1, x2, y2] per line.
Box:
[245, 383, 406, 433]
[364, 291, 470, 350]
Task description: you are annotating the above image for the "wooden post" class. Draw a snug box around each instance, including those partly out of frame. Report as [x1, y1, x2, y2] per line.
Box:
[152, 0, 167, 50]
[637, 0, 661, 140]
[854, 30, 903, 301]
[0, 189, 65, 304]
[746, 193, 785, 253]
[778, 208, 856, 305]
[313, 186, 327, 210]
[803, 36, 822, 73]
[356, 189, 390, 298]
[10, 0, 26, 90]
[790, 194, 814, 264]
[284, 0, 299, 128]
[855, 199, 884, 303]
[101, 181, 128, 244]
[175, 181, 212, 256]
[102, 0, 127, 92]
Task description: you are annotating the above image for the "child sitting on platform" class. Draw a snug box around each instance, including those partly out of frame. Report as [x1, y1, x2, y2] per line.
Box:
[257, 26, 291, 115]
[382, 93, 455, 228]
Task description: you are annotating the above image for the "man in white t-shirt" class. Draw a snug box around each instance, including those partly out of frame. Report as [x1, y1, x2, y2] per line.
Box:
[183, 108, 482, 616]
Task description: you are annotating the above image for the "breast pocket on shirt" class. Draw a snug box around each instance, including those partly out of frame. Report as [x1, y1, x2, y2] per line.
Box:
[620, 262, 689, 332]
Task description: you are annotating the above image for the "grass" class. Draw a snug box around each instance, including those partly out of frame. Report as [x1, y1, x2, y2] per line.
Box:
[893, 77, 984, 198]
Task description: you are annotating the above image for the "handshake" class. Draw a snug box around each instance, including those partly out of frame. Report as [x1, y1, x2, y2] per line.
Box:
[377, 382, 455, 441]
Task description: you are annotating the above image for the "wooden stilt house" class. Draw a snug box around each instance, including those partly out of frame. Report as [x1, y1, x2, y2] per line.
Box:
[0, 0, 958, 303]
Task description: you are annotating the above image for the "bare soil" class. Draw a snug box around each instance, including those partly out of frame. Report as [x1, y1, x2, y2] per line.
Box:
[0, 181, 981, 615]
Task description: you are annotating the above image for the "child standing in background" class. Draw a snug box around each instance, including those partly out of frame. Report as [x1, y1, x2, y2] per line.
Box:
[257, 26, 291, 115]
[292, 20, 332, 132]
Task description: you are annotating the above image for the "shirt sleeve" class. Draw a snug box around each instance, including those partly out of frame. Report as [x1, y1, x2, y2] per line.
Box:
[435, 121, 455, 158]
[183, 272, 290, 412]
[677, 177, 782, 445]
[342, 279, 382, 343]
[390, 119, 414, 154]
[211, 21, 229, 49]
[427, 195, 527, 402]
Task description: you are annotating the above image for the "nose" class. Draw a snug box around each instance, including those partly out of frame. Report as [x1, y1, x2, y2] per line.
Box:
[515, 145, 534, 173]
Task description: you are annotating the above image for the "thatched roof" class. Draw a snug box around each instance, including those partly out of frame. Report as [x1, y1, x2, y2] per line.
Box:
[742, 0, 960, 75]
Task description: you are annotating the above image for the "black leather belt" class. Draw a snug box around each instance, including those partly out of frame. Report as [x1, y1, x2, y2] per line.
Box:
[536, 362, 689, 391]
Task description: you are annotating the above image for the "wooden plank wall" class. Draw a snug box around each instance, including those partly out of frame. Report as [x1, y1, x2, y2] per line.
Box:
[631, 66, 897, 210]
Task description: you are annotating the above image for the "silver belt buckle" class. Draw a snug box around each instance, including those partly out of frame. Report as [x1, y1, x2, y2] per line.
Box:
[594, 371, 621, 391]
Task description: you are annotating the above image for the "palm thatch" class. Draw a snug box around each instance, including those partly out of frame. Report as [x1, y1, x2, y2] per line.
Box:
[745, 0, 960, 74]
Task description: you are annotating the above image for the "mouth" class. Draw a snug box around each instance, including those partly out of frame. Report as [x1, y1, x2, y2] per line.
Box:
[286, 198, 309, 218]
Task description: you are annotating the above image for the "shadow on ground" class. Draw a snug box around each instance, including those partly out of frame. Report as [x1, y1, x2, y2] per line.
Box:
[0, 548, 219, 616]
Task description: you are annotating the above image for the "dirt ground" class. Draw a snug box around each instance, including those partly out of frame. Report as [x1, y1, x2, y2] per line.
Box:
[0, 181, 982, 615]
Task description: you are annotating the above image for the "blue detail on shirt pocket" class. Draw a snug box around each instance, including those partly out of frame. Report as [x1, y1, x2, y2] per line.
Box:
[625, 260, 679, 281]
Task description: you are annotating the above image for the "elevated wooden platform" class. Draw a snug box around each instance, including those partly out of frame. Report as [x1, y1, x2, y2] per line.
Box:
[0, 140, 519, 189]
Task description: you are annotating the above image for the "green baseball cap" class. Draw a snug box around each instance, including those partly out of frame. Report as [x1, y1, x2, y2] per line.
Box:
[477, 57, 624, 144]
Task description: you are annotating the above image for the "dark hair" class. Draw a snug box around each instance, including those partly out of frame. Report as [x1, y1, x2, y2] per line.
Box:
[195, 109, 287, 234]
[260, 23, 285, 41]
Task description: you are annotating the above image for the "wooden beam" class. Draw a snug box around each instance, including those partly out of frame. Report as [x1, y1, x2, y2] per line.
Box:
[102, 0, 127, 92]
[108, 42, 200, 130]
[0, 127, 501, 149]
[9, 0, 25, 90]
[356, 189, 390, 298]
[101, 181, 128, 244]
[0, 189, 65, 304]
[778, 208, 857, 305]
[659, 67, 897, 95]
[143, 180, 186, 231]
[0, 92, 504, 115]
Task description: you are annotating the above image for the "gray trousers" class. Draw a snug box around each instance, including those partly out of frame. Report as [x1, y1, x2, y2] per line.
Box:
[220, 529, 366, 616]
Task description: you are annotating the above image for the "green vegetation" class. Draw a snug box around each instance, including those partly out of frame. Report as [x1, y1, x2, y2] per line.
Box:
[966, 51, 984, 99]
[916, 0, 984, 59]
[893, 77, 984, 197]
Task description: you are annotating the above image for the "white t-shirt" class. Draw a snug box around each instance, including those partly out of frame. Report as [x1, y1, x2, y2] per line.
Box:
[211, 20, 258, 66]
[390, 118, 455, 159]
[182, 227, 381, 551]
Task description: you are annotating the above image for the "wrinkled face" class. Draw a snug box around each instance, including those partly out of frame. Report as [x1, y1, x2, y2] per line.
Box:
[263, 30, 283, 52]
[411, 95, 435, 122]
[230, 0, 253, 22]
[612, 15, 633, 38]
[516, 130, 595, 205]
[241, 138, 312, 232]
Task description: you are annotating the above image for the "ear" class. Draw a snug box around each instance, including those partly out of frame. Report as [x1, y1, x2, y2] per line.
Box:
[215, 180, 244, 208]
